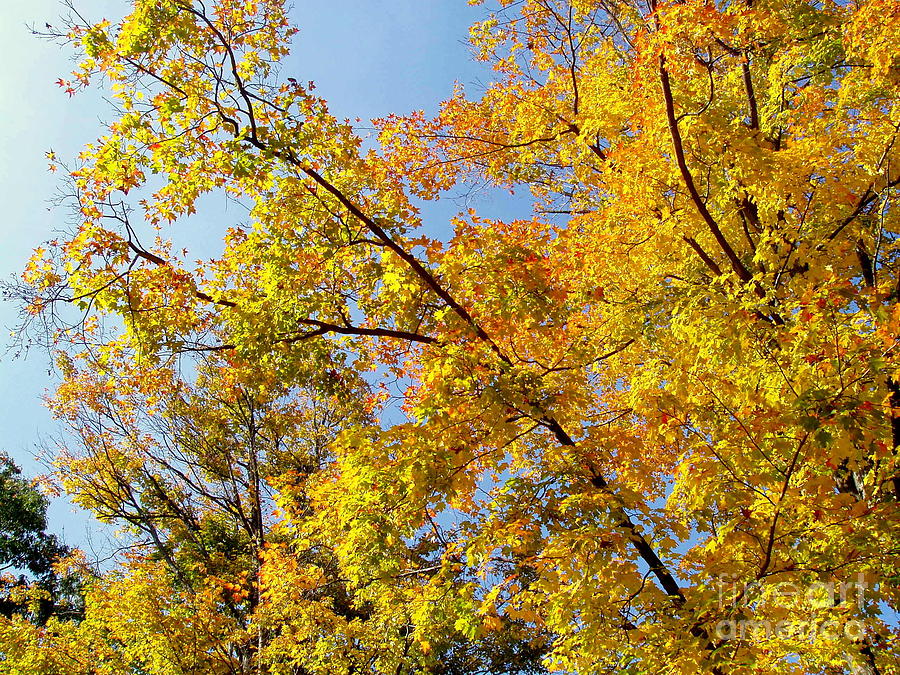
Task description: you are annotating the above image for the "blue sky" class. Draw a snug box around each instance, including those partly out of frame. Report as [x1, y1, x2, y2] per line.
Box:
[0, 0, 499, 550]
[1, 0, 124, 550]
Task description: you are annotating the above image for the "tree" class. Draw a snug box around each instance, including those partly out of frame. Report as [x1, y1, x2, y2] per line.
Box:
[3, 340, 549, 673]
[7, 0, 900, 672]
[0, 454, 80, 624]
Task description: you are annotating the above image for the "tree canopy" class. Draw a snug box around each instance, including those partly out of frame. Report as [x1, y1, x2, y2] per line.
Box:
[0, 454, 80, 625]
[3, 0, 900, 673]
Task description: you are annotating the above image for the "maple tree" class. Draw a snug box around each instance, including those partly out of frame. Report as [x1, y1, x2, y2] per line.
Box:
[3, 0, 900, 673]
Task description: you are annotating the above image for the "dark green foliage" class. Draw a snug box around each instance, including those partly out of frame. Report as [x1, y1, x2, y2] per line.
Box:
[0, 454, 82, 623]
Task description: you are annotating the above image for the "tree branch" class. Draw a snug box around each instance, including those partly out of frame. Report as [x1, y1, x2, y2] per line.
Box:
[285, 319, 437, 345]
[683, 236, 724, 277]
[659, 55, 754, 285]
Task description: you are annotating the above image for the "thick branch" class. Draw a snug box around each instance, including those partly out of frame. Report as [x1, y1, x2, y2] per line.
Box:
[540, 417, 686, 602]
[296, 165, 509, 361]
[742, 62, 760, 131]
[128, 239, 238, 308]
[683, 236, 724, 277]
[287, 318, 437, 345]
[659, 55, 754, 285]
[827, 176, 900, 242]
[887, 379, 900, 502]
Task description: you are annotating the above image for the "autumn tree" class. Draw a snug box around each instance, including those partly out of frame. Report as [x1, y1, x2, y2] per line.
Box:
[0, 333, 549, 673]
[6, 0, 900, 673]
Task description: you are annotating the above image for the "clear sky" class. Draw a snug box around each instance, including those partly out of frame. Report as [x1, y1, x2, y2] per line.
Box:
[1, 0, 125, 552]
[0, 0, 500, 552]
